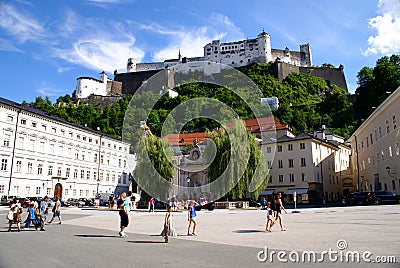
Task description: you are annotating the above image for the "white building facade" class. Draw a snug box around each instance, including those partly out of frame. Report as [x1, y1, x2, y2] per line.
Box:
[126, 30, 312, 73]
[0, 97, 133, 199]
[75, 71, 109, 99]
[349, 86, 400, 194]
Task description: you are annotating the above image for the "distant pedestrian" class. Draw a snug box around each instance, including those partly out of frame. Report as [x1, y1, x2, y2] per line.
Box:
[161, 205, 175, 243]
[48, 197, 62, 225]
[270, 193, 287, 231]
[265, 202, 274, 232]
[261, 197, 267, 209]
[8, 198, 22, 232]
[117, 192, 129, 238]
[187, 200, 197, 236]
[149, 197, 155, 212]
[171, 195, 177, 211]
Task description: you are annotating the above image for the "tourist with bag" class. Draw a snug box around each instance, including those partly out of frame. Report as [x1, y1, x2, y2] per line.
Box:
[7, 198, 23, 232]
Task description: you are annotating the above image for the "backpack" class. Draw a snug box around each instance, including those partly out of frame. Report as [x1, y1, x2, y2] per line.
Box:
[270, 199, 277, 211]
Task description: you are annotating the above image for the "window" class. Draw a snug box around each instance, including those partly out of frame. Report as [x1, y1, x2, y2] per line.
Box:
[300, 143, 305, 150]
[370, 133, 373, 145]
[7, 115, 13, 122]
[40, 141, 45, 153]
[81, 151, 85, 161]
[36, 187, 41, 195]
[386, 120, 390, 134]
[73, 189, 76, 196]
[288, 144, 293, 151]
[124, 160, 126, 168]
[288, 159, 294, 168]
[75, 151, 79, 160]
[266, 147, 272, 153]
[20, 118, 27, 125]
[3, 133, 11, 147]
[65, 189, 69, 196]
[396, 142, 399, 156]
[277, 145, 282, 152]
[267, 161, 272, 169]
[16, 160, 21, 172]
[73, 169, 78, 179]
[289, 174, 295, 182]
[118, 159, 121, 167]
[37, 164, 43, 175]
[393, 115, 397, 130]
[112, 174, 115, 182]
[389, 146, 393, 158]
[86, 190, 89, 196]
[106, 173, 110, 181]
[374, 129, 378, 142]
[59, 146, 64, 156]
[301, 173, 307, 182]
[278, 160, 283, 168]
[0, 184, 4, 194]
[48, 165, 53, 175]
[49, 143, 55, 154]
[0, 159, 6, 171]
[57, 167, 62, 177]
[379, 126, 382, 139]
[26, 186, 30, 195]
[301, 158, 306, 167]
[93, 171, 97, 181]
[66, 167, 70, 178]
[67, 147, 72, 158]
[94, 154, 97, 163]
[80, 190, 83, 196]
[27, 162, 33, 173]
[278, 175, 284, 183]
[122, 173, 127, 184]
[87, 171, 90, 180]
[101, 155, 104, 164]
[47, 188, 51, 195]
[100, 172, 103, 181]
[80, 170, 84, 179]
[18, 137, 25, 149]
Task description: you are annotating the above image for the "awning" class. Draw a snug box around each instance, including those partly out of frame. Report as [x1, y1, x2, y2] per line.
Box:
[259, 189, 275, 195]
[287, 188, 308, 195]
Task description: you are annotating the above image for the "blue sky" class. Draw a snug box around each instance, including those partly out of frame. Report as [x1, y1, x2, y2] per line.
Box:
[0, 0, 399, 103]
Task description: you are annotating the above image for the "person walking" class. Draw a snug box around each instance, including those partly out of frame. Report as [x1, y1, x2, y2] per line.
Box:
[25, 204, 39, 230]
[48, 197, 62, 225]
[265, 202, 274, 232]
[149, 197, 155, 212]
[39, 196, 49, 231]
[270, 193, 287, 231]
[187, 200, 197, 236]
[117, 192, 129, 238]
[8, 198, 23, 232]
[161, 205, 175, 243]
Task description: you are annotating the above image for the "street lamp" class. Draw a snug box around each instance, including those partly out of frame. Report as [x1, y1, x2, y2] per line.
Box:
[187, 177, 190, 200]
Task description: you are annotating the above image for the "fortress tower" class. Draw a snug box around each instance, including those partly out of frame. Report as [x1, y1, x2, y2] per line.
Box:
[300, 43, 312, 66]
[127, 58, 137, 72]
[256, 30, 272, 63]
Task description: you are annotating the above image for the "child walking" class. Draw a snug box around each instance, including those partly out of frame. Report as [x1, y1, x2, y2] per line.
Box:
[161, 205, 175, 243]
[187, 200, 197, 236]
[265, 202, 274, 232]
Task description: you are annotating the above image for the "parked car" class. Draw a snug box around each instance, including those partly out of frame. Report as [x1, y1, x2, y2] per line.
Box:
[374, 190, 399, 204]
[19, 198, 31, 208]
[351, 192, 375, 205]
[61, 200, 71, 207]
[78, 198, 94, 207]
[1, 195, 18, 206]
[342, 193, 354, 206]
[67, 198, 85, 207]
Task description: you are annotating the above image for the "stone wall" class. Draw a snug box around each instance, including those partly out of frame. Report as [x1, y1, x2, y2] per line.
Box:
[80, 95, 123, 108]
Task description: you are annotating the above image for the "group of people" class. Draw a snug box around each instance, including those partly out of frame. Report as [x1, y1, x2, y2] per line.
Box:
[7, 196, 62, 232]
[117, 193, 198, 243]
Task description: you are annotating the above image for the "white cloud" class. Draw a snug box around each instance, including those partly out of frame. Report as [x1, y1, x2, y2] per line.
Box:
[36, 82, 66, 97]
[52, 10, 144, 73]
[0, 2, 47, 44]
[138, 14, 244, 62]
[0, 37, 24, 52]
[364, 0, 400, 55]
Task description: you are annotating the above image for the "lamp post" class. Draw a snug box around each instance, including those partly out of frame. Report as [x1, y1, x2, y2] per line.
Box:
[187, 177, 190, 200]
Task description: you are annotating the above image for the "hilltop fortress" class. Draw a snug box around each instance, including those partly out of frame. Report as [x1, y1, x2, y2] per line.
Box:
[75, 30, 347, 102]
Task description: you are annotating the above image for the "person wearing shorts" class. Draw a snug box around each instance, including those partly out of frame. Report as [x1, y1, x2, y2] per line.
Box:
[118, 192, 129, 238]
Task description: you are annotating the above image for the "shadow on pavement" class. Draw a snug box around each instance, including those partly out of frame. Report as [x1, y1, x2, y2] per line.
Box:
[75, 234, 117, 238]
[233, 229, 265, 233]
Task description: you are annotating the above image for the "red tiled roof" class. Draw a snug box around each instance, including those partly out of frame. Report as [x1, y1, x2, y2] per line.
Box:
[163, 118, 290, 146]
[164, 132, 209, 146]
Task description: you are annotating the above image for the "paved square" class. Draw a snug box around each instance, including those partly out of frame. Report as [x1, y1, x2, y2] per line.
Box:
[0, 204, 399, 267]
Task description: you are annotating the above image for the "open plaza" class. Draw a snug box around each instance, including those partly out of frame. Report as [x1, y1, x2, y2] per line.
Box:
[0, 204, 399, 267]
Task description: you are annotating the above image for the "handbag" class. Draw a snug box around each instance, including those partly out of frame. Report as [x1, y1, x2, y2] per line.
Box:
[6, 210, 14, 221]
